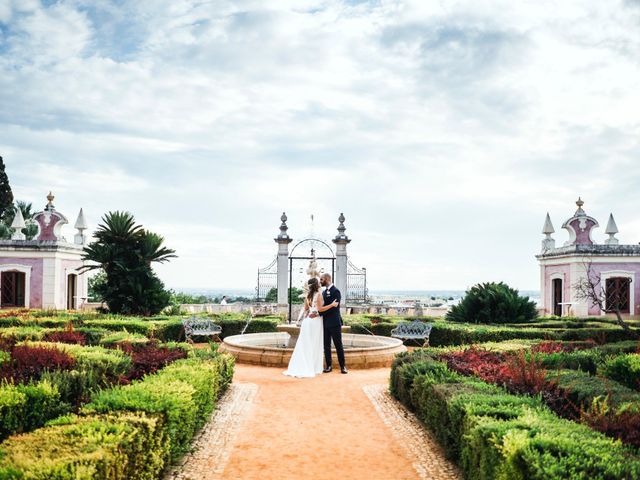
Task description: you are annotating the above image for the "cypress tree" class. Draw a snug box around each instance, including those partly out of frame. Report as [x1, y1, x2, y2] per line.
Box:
[0, 156, 14, 223]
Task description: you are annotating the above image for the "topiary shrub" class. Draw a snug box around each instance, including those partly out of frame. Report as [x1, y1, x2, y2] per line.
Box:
[601, 354, 640, 391]
[446, 282, 538, 324]
[0, 412, 167, 479]
[0, 380, 68, 441]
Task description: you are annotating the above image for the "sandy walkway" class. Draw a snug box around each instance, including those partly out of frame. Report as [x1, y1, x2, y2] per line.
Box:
[219, 365, 457, 480]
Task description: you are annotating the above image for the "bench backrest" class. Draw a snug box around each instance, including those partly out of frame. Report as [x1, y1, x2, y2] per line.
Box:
[392, 320, 433, 337]
[182, 317, 222, 334]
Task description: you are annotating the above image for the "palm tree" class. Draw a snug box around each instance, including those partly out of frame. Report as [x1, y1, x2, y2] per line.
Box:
[80, 211, 176, 315]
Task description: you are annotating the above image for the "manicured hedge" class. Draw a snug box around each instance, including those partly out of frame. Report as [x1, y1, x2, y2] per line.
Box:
[601, 354, 640, 391]
[0, 353, 235, 479]
[215, 318, 279, 339]
[350, 318, 636, 347]
[535, 350, 601, 374]
[83, 354, 234, 461]
[391, 351, 640, 480]
[0, 412, 167, 479]
[24, 342, 132, 406]
[99, 331, 150, 347]
[554, 369, 640, 410]
[0, 380, 68, 442]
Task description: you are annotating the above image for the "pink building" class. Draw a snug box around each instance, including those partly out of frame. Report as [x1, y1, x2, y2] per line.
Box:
[0, 193, 89, 310]
[537, 198, 640, 318]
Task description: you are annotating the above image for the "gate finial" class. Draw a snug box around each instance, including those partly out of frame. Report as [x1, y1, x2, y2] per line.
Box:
[275, 212, 292, 242]
[334, 213, 350, 243]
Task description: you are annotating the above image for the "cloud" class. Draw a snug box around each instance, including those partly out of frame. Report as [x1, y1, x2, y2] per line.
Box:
[1, 0, 639, 291]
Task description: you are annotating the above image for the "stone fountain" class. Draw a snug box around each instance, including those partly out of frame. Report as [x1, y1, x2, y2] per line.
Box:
[220, 249, 406, 368]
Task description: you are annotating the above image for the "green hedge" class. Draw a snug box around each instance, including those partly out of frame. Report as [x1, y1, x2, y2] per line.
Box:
[215, 318, 279, 339]
[0, 412, 166, 479]
[25, 342, 132, 406]
[553, 369, 640, 411]
[601, 354, 640, 391]
[535, 350, 601, 374]
[391, 351, 640, 479]
[98, 331, 150, 346]
[350, 319, 636, 347]
[83, 354, 234, 461]
[0, 380, 68, 442]
[0, 353, 235, 479]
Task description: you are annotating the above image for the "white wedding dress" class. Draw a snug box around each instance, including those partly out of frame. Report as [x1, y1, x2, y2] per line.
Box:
[283, 292, 324, 378]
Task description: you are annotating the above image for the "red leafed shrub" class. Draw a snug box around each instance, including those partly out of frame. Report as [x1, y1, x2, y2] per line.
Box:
[0, 336, 15, 352]
[440, 347, 507, 383]
[500, 350, 548, 395]
[118, 342, 188, 380]
[44, 323, 86, 345]
[581, 398, 640, 448]
[531, 341, 569, 354]
[1, 345, 76, 383]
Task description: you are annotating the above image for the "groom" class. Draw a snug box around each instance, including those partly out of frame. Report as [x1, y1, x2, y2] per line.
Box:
[319, 273, 347, 374]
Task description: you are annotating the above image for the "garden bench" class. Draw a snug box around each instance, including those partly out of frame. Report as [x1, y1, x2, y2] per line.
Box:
[391, 320, 433, 346]
[182, 317, 222, 344]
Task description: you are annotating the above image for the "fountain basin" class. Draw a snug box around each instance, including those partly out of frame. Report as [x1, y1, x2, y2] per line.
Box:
[219, 332, 406, 369]
[276, 324, 352, 347]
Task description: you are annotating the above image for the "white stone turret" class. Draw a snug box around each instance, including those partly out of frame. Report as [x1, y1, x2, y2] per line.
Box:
[74, 208, 88, 245]
[10, 208, 26, 240]
[541, 212, 555, 251]
[604, 213, 619, 245]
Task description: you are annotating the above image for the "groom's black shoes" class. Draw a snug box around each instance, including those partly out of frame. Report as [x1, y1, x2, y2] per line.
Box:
[341, 367, 348, 374]
[323, 366, 332, 373]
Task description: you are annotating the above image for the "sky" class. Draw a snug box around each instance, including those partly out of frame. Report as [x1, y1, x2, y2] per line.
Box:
[1, 0, 640, 292]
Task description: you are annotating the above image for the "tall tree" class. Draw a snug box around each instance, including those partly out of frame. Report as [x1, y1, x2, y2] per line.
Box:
[0, 157, 14, 223]
[80, 211, 177, 315]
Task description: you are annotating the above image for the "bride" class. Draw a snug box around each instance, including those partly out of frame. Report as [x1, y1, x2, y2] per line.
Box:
[284, 277, 338, 378]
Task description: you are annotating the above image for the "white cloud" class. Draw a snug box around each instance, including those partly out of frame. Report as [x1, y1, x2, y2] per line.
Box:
[1, 0, 640, 291]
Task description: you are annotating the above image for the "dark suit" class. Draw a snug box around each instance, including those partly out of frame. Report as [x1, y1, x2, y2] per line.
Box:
[322, 285, 346, 369]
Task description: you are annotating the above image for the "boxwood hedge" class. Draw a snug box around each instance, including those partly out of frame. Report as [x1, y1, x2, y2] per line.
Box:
[391, 351, 640, 479]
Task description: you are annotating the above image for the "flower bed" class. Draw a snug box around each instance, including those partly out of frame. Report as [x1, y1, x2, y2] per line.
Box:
[390, 351, 640, 479]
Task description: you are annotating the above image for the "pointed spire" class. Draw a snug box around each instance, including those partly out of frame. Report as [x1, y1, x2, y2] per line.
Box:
[74, 208, 88, 245]
[10, 207, 26, 240]
[74, 208, 87, 230]
[542, 213, 555, 235]
[605, 213, 619, 245]
[541, 212, 556, 252]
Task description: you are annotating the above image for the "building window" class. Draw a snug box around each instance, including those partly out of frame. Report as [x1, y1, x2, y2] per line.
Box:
[1, 271, 26, 308]
[605, 277, 631, 314]
[552, 278, 563, 316]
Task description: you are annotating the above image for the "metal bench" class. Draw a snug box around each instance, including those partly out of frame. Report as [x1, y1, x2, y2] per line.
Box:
[182, 317, 222, 344]
[391, 320, 433, 346]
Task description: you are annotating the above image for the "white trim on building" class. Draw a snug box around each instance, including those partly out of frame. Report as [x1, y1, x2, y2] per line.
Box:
[0, 264, 32, 308]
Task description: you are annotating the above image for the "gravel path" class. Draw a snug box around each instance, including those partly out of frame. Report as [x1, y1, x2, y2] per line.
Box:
[363, 384, 462, 480]
[164, 383, 258, 480]
[170, 365, 461, 480]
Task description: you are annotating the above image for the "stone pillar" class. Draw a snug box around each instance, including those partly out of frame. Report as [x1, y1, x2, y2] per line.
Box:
[274, 213, 292, 306]
[332, 213, 351, 312]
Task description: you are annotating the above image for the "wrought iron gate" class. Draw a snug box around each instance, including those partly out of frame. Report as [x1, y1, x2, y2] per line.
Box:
[347, 260, 368, 304]
[256, 257, 277, 302]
